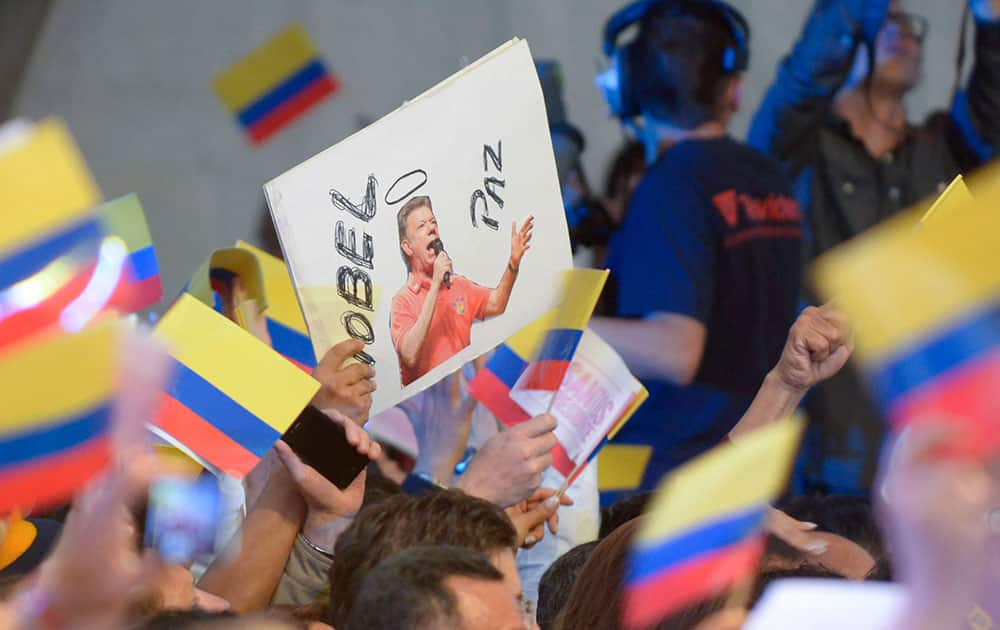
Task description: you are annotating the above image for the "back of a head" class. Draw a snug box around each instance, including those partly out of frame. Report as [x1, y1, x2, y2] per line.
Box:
[556, 519, 637, 629]
[537, 541, 599, 630]
[328, 489, 517, 627]
[346, 545, 504, 630]
[600, 492, 653, 539]
[634, 2, 743, 128]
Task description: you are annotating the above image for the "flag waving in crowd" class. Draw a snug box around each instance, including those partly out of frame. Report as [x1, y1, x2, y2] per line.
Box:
[623, 416, 805, 628]
[152, 294, 319, 477]
[815, 170, 1000, 458]
[469, 268, 608, 425]
[5, 4, 1000, 628]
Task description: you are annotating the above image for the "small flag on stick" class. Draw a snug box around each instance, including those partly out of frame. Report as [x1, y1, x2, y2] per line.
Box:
[0, 322, 119, 514]
[814, 168, 1000, 458]
[468, 268, 608, 425]
[0, 119, 141, 348]
[152, 295, 319, 477]
[622, 416, 804, 628]
[213, 25, 339, 145]
[511, 328, 647, 486]
[0, 118, 102, 289]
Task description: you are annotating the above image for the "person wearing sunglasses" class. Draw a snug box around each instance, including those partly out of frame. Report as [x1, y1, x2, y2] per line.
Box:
[748, 0, 1000, 496]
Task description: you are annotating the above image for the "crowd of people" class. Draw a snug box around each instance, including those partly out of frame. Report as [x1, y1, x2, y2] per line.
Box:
[4, 0, 1000, 628]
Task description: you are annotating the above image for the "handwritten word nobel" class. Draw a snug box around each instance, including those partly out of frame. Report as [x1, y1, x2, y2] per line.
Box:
[328, 169, 431, 365]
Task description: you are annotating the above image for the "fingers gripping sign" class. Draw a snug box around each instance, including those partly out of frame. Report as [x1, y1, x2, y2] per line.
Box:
[312, 339, 377, 424]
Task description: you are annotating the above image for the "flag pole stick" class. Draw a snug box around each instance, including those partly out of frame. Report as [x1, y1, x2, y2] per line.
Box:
[554, 460, 583, 500]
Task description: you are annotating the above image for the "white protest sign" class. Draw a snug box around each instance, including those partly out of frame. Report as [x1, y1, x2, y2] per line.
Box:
[265, 39, 572, 414]
[511, 329, 646, 482]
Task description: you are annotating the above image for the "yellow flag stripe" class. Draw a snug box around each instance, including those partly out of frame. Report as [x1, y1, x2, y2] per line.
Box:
[213, 25, 318, 113]
[0, 323, 116, 431]
[919, 175, 975, 227]
[237, 240, 308, 333]
[636, 416, 803, 543]
[505, 269, 608, 358]
[154, 295, 318, 431]
[598, 444, 654, 491]
[0, 119, 101, 254]
[813, 190, 1000, 363]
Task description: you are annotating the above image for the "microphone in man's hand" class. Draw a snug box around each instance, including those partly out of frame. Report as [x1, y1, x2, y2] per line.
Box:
[430, 238, 451, 288]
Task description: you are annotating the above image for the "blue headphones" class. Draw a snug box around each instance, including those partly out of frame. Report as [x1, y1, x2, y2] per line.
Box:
[596, 0, 751, 120]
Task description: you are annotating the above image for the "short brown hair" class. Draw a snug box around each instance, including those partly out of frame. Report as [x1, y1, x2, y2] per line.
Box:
[328, 489, 517, 627]
[345, 545, 504, 630]
[396, 196, 433, 270]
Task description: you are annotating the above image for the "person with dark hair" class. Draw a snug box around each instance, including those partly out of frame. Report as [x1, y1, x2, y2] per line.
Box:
[536, 541, 598, 630]
[390, 195, 534, 386]
[602, 141, 646, 227]
[591, 0, 804, 498]
[780, 494, 888, 573]
[346, 546, 526, 630]
[599, 492, 653, 539]
[326, 489, 521, 627]
[749, 0, 1000, 494]
[555, 519, 739, 630]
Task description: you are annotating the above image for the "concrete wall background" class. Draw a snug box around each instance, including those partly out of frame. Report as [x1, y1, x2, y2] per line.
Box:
[12, 0, 970, 302]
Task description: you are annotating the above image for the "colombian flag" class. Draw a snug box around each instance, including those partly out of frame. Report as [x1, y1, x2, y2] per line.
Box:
[0, 118, 102, 290]
[213, 25, 339, 145]
[0, 119, 138, 348]
[622, 416, 804, 629]
[184, 247, 266, 318]
[153, 295, 319, 478]
[97, 194, 162, 311]
[468, 269, 607, 425]
[237, 241, 317, 372]
[814, 170, 1000, 458]
[0, 323, 118, 514]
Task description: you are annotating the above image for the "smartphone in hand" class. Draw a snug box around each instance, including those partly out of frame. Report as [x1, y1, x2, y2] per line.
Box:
[282, 405, 370, 489]
[144, 475, 222, 564]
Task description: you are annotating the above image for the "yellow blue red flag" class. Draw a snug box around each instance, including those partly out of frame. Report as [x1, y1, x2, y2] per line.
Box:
[153, 295, 319, 477]
[814, 172, 1000, 458]
[97, 194, 162, 311]
[622, 416, 804, 628]
[0, 322, 118, 514]
[213, 25, 339, 145]
[468, 269, 608, 425]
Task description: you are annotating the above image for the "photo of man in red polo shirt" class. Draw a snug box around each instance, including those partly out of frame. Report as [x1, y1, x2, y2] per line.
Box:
[390, 195, 534, 386]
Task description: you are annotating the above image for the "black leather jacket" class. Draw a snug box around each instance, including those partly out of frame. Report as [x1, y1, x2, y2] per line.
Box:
[747, 1, 1000, 491]
[749, 0, 1000, 259]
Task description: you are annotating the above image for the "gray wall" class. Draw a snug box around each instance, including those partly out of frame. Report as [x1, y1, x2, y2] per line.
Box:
[13, 0, 969, 303]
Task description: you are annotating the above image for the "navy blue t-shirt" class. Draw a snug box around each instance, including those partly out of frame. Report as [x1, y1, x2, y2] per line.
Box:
[606, 137, 803, 490]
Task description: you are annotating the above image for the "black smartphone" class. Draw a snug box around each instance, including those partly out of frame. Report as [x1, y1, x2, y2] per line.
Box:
[281, 405, 370, 490]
